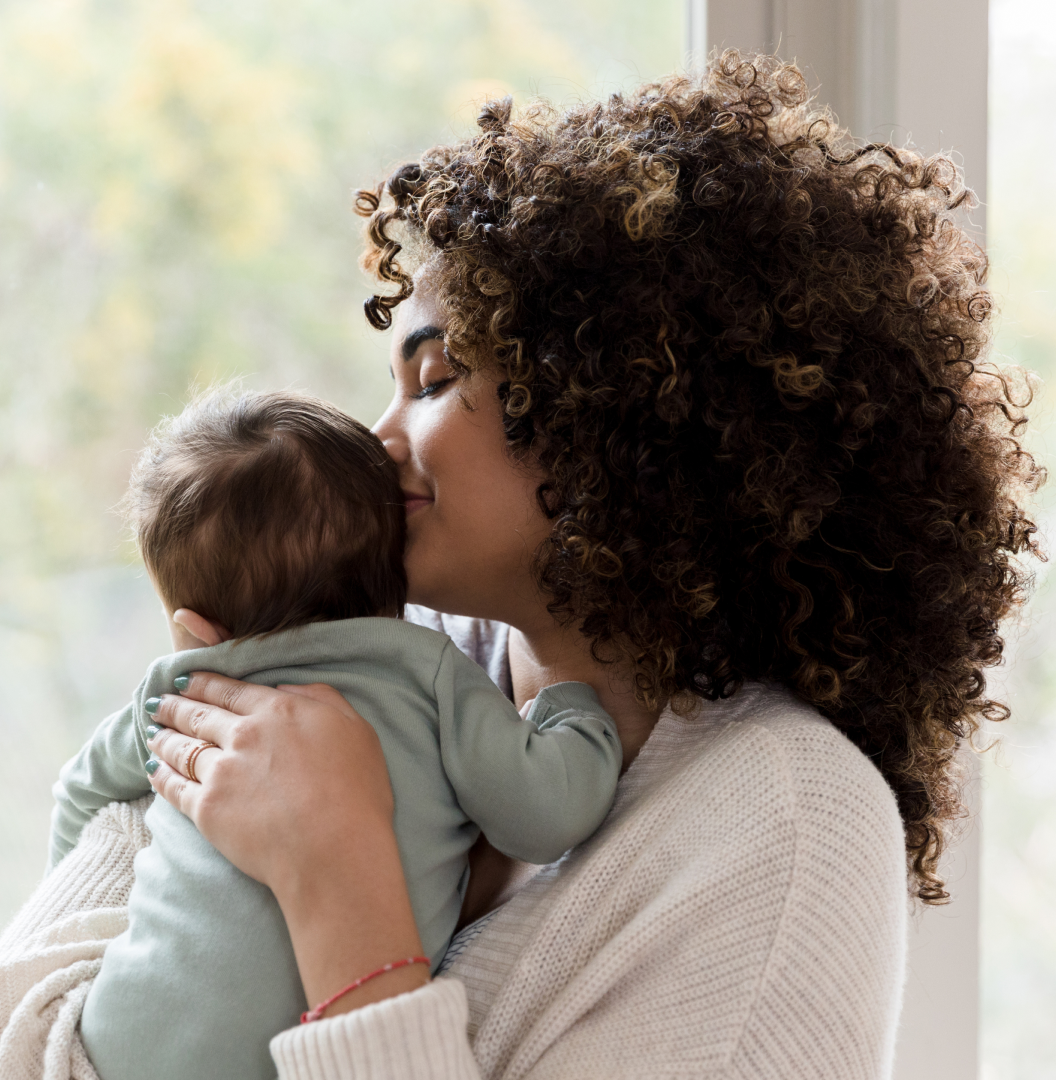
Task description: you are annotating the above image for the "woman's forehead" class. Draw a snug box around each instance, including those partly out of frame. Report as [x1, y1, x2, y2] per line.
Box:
[394, 275, 442, 329]
[391, 291, 443, 355]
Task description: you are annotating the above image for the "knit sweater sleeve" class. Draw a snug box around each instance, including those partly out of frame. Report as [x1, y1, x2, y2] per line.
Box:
[0, 797, 151, 1080]
[270, 980, 480, 1080]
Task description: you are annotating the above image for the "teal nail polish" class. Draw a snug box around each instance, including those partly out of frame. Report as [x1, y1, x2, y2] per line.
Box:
[145, 758, 160, 776]
[173, 676, 190, 692]
[145, 724, 161, 740]
[144, 697, 162, 715]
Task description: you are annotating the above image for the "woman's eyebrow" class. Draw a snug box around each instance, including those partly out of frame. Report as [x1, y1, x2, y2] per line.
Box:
[400, 325, 445, 361]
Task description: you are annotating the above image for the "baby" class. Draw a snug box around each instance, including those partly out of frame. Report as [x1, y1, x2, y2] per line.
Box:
[49, 388, 621, 1080]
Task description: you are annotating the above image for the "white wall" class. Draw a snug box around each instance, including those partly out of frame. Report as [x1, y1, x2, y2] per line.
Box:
[687, 3, 988, 1077]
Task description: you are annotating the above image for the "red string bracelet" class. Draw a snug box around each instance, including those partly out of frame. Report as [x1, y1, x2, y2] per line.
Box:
[300, 956, 431, 1023]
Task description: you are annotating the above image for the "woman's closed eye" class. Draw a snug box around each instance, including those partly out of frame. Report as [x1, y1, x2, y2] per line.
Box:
[411, 349, 457, 399]
[413, 375, 456, 399]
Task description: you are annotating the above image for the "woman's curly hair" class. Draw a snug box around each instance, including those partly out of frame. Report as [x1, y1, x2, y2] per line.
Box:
[356, 52, 1044, 902]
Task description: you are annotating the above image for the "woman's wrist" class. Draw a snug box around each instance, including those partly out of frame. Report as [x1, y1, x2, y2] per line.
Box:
[276, 812, 429, 1018]
[309, 963, 432, 1019]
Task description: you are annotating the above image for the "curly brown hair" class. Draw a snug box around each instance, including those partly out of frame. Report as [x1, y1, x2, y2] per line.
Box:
[355, 51, 1044, 902]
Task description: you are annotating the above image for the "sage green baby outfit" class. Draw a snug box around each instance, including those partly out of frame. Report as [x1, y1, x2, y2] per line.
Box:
[49, 617, 620, 1080]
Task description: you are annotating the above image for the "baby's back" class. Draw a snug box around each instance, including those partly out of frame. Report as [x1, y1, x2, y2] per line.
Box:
[80, 619, 482, 1080]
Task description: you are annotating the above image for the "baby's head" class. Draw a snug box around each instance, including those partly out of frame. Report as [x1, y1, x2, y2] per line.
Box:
[124, 388, 406, 651]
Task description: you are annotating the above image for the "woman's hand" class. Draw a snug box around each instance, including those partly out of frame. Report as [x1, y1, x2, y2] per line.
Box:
[145, 676, 391, 892]
[145, 674, 429, 1015]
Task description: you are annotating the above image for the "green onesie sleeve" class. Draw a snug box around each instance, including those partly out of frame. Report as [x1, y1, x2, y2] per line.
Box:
[433, 641, 622, 865]
[48, 699, 153, 870]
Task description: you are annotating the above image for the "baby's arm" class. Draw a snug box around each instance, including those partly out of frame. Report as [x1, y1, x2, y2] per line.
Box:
[434, 643, 622, 865]
[48, 701, 153, 870]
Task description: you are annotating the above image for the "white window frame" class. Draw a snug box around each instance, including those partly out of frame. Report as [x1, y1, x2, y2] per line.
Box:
[684, 3, 987, 1077]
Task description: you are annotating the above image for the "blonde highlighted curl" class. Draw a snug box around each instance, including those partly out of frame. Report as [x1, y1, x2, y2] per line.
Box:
[356, 52, 1044, 903]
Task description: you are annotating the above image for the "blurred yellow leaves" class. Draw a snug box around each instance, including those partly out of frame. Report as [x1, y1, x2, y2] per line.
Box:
[73, 288, 153, 403]
[0, 0, 319, 576]
[1, 0, 313, 258]
[97, 5, 315, 257]
[2, 0, 95, 89]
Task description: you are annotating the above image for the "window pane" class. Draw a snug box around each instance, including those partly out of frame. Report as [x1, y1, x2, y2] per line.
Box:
[0, 0, 682, 921]
[985, 1, 1056, 1076]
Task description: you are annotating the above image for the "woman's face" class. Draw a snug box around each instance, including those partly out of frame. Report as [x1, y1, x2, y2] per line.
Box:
[372, 286, 551, 625]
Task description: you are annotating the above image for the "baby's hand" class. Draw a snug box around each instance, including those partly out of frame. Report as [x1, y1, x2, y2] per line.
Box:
[518, 697, 536, 720]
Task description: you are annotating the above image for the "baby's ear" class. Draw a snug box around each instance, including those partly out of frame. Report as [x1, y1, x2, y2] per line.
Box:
[172, 609, 232, 647]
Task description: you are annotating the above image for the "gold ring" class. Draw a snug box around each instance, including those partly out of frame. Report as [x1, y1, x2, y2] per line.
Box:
[186, 741, 219, 784]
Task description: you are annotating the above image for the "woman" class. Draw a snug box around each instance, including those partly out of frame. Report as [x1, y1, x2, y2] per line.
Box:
[3, 53, 1041, 1079]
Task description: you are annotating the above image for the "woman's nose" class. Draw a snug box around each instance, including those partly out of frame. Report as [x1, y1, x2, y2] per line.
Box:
[372, 406, 409, 466]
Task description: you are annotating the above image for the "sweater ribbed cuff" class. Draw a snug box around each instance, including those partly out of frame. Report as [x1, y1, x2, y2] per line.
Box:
[270, 978, 480, 1080]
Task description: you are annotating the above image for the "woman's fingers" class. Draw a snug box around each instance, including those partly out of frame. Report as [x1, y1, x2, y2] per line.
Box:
[148, 672, 290, 745]
[145, 673, 398, 901]
[148, 726, 222, 785]
[149, 691, 233, 746]
[146, 757, 204, 820]
[177, 671, 272, 715]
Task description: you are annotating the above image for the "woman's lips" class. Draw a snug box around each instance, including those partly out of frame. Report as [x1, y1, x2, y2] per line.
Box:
[403, 491, 433, 516]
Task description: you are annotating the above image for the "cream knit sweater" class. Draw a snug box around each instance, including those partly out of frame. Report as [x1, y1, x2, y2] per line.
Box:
[0, 684, 907, 1080]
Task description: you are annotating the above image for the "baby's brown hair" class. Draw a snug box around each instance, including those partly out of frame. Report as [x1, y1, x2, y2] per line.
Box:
[124, 387, 406, 639]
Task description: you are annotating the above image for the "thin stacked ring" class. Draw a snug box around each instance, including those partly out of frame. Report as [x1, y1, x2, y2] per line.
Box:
[186, 740, 220, 784]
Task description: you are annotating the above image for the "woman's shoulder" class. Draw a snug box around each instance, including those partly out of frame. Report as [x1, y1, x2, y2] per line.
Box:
[647, 683, 898, 817]
[725, 683, 903, 829]
[453, 684, 907, 1078]
[613, 682, 905, 896]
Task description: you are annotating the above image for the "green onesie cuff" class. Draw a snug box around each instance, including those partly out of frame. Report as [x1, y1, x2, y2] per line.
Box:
[528, 681, 609, 728]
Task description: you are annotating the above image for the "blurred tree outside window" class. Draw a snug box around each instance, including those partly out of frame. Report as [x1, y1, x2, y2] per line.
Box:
[0, 0, 682, 919]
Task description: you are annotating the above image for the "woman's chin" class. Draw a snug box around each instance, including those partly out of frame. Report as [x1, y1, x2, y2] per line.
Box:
[403, 545, 450, 613]
[404, 557, 491, 620]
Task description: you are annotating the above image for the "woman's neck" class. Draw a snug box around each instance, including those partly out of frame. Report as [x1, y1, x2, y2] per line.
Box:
[507, 621, 662, 771]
